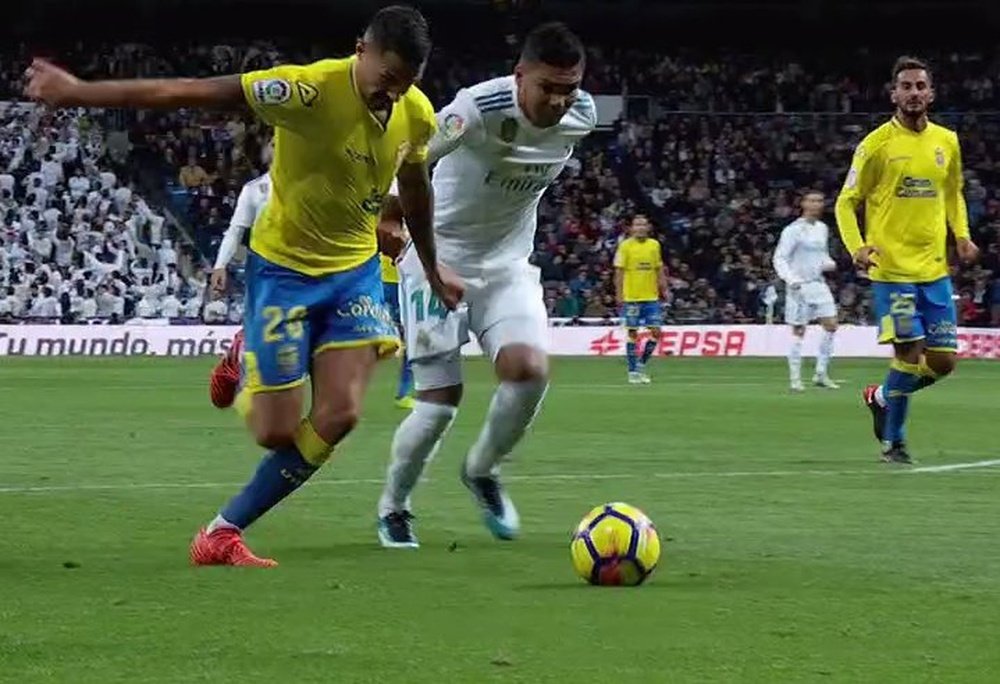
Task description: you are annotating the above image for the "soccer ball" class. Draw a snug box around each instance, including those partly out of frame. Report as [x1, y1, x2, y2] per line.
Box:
[570, 502, 661, 586]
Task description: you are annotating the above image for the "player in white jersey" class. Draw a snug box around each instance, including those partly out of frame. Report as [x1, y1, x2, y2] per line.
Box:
[208, 172, 271, 409]
[772, 189, 840, 392]
[376, 22, 596, 548]
[211, 173, 271, 294]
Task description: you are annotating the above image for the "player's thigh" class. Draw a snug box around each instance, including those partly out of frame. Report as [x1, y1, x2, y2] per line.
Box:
[310, 255, 400, 432]
[310, 345, 380, 434]
[918, 277, 958, 355]
[810, 283, 838, 330]
[474, 272, 549, 369]
[784, 291, 806, 326]
[398, 250, 469, 361]
[242, 252, 315, 444]
[872, 281, 925, 347]
[413, 349, 464, 407]
[313, 254, 400, 362]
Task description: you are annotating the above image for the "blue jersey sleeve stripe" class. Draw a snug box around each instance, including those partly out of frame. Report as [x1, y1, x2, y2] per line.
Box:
[474, 91, 513, 103]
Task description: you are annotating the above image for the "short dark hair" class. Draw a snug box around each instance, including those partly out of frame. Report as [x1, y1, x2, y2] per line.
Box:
[365, 5, 432, 68]
[520, 22, 585, 69]
[892, 55, 932, 83]
[801, 188, 824, 198]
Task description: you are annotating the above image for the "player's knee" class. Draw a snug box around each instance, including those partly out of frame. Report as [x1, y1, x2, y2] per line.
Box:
[495, 345, 549, 383]
[792, 326, 806, 337]
[416, 384, 463, 407]
[626, 328, 639, 342]
[310, 400, 362, 442]
[251, 420, 299, 450]
[894, 341, 922, 365]
[249, 393, 303, 449]
[822, 320, 838, 333]
[926, 353, 957, 377]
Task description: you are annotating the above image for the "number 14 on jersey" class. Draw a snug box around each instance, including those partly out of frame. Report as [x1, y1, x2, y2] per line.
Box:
[409, 289, 448, 323]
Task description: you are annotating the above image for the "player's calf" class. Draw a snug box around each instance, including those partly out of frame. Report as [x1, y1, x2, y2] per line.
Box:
[813, 317, 839, 388]
[377, 390, 459, 548]
[463, 344, 548, 540]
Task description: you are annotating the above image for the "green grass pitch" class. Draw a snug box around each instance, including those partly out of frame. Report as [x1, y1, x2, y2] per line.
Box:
[1, 356, 999, 682]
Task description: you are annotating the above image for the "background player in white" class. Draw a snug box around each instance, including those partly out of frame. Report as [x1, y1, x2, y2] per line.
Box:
[772, 189, 840, 392]
[376, 22, 596, 547]
[211, 172, 271, 295]
[208, 172, 270, 409]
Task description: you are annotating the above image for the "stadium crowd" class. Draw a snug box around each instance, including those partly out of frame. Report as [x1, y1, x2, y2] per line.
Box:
[1, 40, 998, 326]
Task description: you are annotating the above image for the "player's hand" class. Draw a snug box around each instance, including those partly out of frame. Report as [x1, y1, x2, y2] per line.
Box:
[23, 58, 83, 107]
[427, 263, 464, 311]
[210, 268, 228, 297]
[956, 238, 980, 264]
[852, 246, 880, 270]
[376, 218, 407, 260]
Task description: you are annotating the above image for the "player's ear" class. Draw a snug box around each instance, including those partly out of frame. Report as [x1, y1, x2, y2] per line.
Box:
[927, 86, 935, 105]
[355, 39, 366, 59]
[514, 62, 525, 86]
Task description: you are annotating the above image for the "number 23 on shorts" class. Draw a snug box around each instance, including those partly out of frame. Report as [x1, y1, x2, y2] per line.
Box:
[262, 305, 308, 343]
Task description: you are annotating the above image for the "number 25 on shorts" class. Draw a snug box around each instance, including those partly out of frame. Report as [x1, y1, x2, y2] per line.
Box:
[409, 289, 447, 323]
[262, 305, 307, 343]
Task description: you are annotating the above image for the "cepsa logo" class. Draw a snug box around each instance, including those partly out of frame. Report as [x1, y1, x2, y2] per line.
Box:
[957, 331, 1000, 359]
[588, 329, 747, 357]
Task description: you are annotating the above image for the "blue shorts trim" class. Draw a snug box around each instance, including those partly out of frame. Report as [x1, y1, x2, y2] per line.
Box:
[872, 277, 957, 351]
[383, 281, 401, 325]
[622, 301, 663, 328]
[242, 252, 400, 392]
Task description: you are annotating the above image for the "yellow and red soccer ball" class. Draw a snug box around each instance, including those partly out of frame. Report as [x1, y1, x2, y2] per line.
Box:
[570, 502, 661, 586]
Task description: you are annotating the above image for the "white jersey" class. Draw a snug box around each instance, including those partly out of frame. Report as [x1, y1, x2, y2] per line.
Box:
[213, 174, 270, 269]
[772, 217, 835, 285]
[428, 76, 597, 272]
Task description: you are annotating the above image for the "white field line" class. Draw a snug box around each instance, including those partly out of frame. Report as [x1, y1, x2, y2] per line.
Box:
[907, 458, 1000, 474]
[1, 458, 998, 495]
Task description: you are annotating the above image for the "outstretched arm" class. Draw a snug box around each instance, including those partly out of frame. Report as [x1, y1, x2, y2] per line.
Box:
[24, 58, 245, 110]
[395, 161, 464, 310]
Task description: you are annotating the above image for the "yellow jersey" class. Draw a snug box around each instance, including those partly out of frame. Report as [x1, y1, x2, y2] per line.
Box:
[614, 237, 662, 302]
[380, 254, 399, 284]
[240, 57, 436, 276]
[834, 117, 970, 283]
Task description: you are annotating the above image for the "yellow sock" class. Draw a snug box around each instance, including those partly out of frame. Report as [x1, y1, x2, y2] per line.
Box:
[294, 418, 334, 466]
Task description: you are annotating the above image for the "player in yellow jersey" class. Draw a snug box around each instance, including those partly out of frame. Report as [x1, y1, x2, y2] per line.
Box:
[614, 215, 667, 384]
[835, 56, 979, 464]
[24, 5, 463, 567]
[377, 202, 415, 410]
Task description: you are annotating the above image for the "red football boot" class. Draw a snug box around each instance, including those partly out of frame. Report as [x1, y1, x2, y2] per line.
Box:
[189, 527, 277, 568]
[209, 329, 244, 409]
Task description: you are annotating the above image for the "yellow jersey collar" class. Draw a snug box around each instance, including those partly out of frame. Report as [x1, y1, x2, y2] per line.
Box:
[891, 115, 929, 136]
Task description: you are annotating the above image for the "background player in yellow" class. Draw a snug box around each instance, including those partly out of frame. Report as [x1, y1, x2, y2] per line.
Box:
[24, 4, 464, 567]
[835, 56, 979, 464]
[377, 199, 415, 410]
[614, 215, 667, 384]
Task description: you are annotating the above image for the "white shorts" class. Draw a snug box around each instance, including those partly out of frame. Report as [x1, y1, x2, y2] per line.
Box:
[785, 281, 837, 326]
[397, 249, 548, 390]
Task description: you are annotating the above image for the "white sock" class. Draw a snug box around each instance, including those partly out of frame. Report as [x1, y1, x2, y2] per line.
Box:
[816, 330, 835, 377]
[466, 379, 548, 477]
[788, 337, 803, 384]
[874, 385, 887, 407]
[377, 400, 457, 517]
[206, 515, 240, 534]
